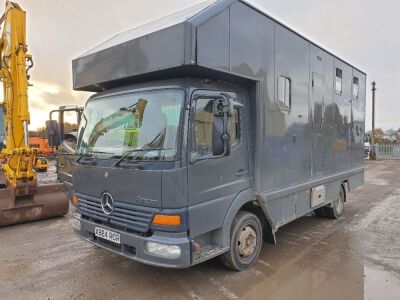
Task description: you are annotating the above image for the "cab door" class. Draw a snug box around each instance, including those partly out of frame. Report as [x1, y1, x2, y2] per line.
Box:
[187, 90, 251, 234]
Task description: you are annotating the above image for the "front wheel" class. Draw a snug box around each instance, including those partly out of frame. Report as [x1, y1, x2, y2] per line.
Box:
[220, 211, 263, 271]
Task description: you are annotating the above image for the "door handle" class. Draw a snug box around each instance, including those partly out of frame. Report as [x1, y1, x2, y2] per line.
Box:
[236, 169, 248, 177]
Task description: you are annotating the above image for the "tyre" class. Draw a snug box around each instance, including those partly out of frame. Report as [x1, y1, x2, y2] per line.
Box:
[314, 207, 326, 218]
[314, 186, 345, 219]
[220, 211, 263, 271]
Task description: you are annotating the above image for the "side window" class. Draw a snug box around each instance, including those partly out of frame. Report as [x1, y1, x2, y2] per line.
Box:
[335, 68, 343, 94]
[277, 76, 291, 111]
[194, 97, 239, 157]
[353, 77, 359, 99]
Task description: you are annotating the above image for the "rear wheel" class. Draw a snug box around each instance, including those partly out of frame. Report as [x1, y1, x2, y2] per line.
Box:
[220, 211, 263, 271]
[315, 186, 345, 219]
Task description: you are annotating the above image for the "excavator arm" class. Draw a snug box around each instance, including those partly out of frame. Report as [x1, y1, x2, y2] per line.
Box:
[0, 1, 36, 195]
[0, 1, 68, 226]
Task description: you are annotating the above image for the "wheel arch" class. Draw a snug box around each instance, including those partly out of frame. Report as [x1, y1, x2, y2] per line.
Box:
[218, 188, 276, 249]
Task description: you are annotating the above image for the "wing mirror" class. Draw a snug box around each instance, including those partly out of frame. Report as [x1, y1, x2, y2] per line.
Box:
[46, 120, 61, 147]
[212, 95, 244, 156]
[46, 105, 82, 153]
[212, 97, 231, 156]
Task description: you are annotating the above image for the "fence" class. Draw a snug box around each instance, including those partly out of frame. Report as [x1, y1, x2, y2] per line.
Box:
[375, 144, 400, 161]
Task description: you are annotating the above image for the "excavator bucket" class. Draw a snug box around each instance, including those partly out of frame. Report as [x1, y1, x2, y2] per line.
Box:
[0, 182, 69, 227]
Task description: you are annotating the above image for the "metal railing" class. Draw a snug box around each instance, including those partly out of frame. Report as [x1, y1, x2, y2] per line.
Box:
[375, 144, 400, 160]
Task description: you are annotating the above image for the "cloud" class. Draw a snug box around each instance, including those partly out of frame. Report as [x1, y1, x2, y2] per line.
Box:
[28, 80, 88, 129]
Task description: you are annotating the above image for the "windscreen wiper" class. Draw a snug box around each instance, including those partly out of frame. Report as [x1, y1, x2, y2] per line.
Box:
[76, 153, 93, 163]
[113, 148, 172, 167]
[76, 151, 113, 164]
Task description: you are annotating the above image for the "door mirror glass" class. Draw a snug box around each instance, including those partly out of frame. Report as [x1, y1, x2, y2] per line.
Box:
[212, 117, 229, 156]
[45, 120, 61, 147]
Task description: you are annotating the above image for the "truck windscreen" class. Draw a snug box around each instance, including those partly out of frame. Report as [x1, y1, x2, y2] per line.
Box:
[77, 89, 184, 161]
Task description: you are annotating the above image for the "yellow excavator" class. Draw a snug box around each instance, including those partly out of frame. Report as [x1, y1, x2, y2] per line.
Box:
[0, 1, 68, 226]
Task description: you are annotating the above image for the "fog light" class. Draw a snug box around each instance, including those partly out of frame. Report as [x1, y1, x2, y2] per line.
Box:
[73, 219, 81, 231]
[72, 213, 81, 230]
[146, 242, 181, 259]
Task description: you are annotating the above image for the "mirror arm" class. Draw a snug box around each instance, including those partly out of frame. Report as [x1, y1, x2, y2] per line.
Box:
[220, 93, 244, 109]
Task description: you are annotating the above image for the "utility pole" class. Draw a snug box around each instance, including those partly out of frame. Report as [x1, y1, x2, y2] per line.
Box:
[370, 82, 376, 160]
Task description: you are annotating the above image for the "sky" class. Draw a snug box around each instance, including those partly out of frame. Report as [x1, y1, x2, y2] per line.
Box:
[2, 0, 399, 130]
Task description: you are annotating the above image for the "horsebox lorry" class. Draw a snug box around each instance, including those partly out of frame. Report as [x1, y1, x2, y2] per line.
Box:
[48, 0, 366, 271]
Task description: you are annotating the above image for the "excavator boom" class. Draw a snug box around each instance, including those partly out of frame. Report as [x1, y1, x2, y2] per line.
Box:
[0, 1, 68, 226]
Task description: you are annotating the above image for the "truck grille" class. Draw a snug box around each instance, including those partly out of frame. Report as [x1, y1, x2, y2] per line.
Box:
[76, 193, 157, 233]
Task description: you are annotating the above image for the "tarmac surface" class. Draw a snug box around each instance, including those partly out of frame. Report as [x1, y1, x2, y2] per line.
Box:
[1, 161, 399, 300]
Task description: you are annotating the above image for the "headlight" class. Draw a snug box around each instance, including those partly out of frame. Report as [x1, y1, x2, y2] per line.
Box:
[146, 242, 181, 259]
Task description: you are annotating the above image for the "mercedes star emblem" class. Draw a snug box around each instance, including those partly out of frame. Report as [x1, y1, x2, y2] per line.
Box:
[101, 192, 115, 215]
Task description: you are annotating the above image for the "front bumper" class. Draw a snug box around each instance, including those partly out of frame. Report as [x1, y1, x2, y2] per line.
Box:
[74, 216, 191, 268]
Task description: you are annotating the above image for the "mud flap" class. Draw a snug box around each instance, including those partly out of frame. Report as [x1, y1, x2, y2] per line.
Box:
[0, 183, 68, 227]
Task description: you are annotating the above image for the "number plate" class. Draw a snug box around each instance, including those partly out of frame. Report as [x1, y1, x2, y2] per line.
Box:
[95, 227, 121, 244]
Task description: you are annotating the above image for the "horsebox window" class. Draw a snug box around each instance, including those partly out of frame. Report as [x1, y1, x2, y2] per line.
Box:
[353, 77, 359, 99]
[335, 68, 343, 95]
[277, 76, 291, 111]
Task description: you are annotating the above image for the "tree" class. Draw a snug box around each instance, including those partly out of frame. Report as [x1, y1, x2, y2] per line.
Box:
[386, 129, 397, 143]
[64, 122, 78, 134]
[37, 126, 47, 138]
[34, 122, 78, 139]
[395, 129, 400, 144]
[373, 128, 387, 144]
